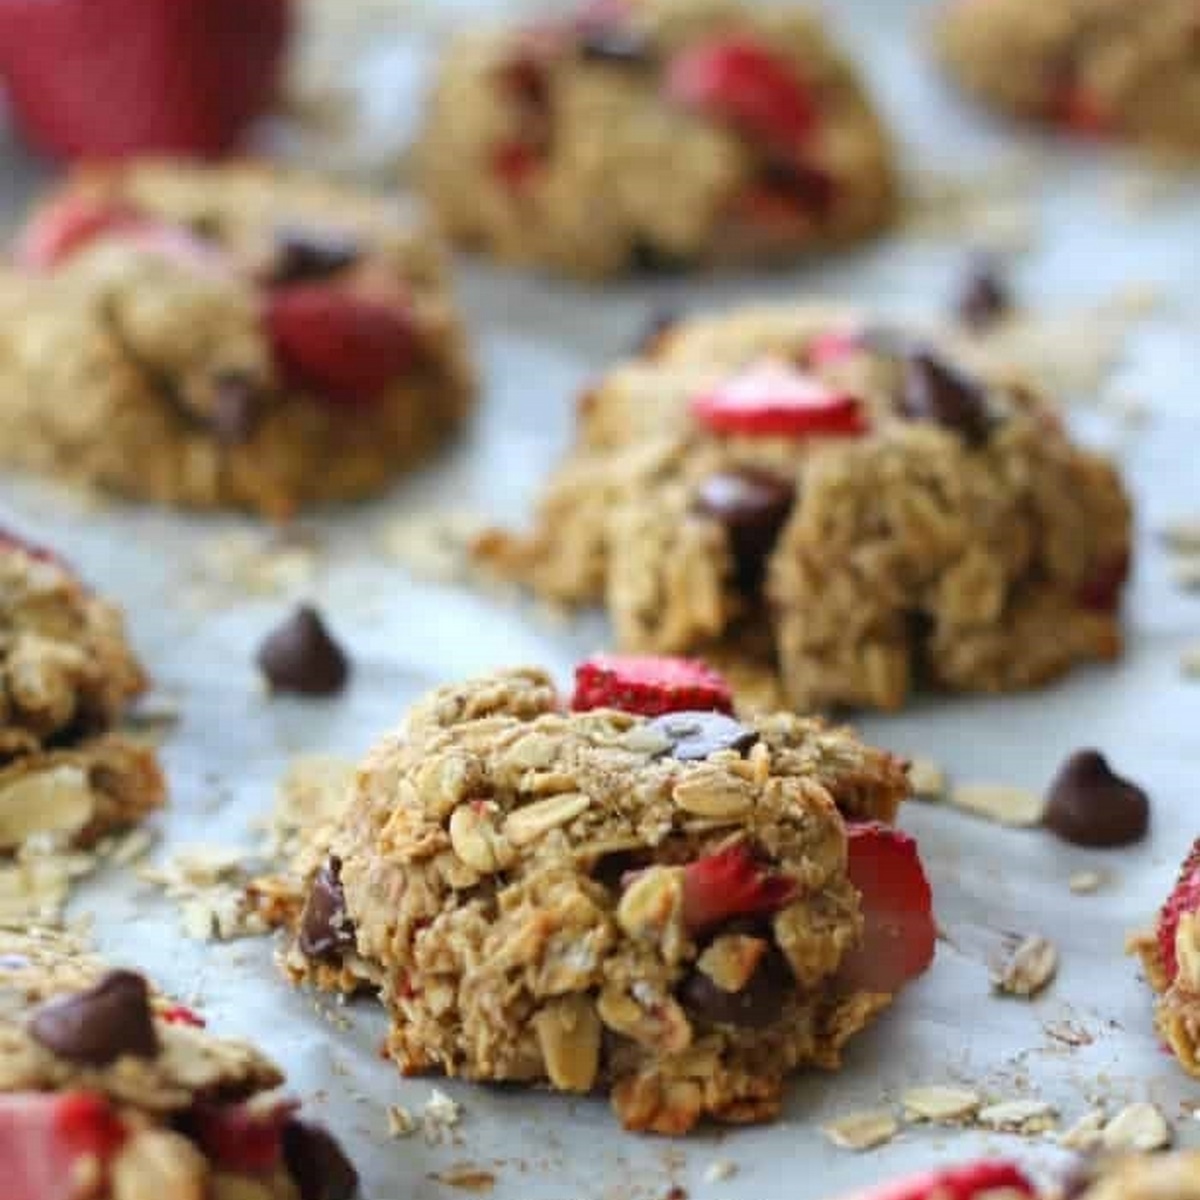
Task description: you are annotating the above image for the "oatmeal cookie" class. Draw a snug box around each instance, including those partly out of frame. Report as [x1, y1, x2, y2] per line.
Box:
[0, 529, 164, 857]
[0, 160, 475, 518]
[476, 303, 1131, 712]
[0, 926, 358, 1200]
[934, 0, 1200, 155]
[273, 664, 929, 1134]
[417, 0, 896, 278]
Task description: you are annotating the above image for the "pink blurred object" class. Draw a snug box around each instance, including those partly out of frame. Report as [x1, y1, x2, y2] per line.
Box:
[0, 0, 292, 161]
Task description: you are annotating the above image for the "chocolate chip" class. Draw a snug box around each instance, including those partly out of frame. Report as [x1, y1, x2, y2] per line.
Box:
[211, 375, 261, 446]
[257, 605, 350, 697]
[757, 158, 836, 217]
[299, 858, 357, 961]
[647, 711, 758, 762]
[282, 1119, 360, 1200]
[272, 227, 361, 285]
[579, 26, 652, 64]
[629, 238, 691, 275]
[29, 970, 159, 1065]
[954, 253, 1011, 331]
[899, 350, 993, 446]
[679, 944, 790, 1028]
[695, 470, 795, 590]
[1043, 749, 1149, 847]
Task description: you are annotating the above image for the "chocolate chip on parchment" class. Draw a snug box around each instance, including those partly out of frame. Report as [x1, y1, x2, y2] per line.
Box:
[695, 469, 795, 590]
[29, 970, 159, 1065]
[257, 605, 350, 697]
[899, 350, 993, 446]
[282, 1119, 360, 1200]
[647, 711, 758, 762]
[954, 253, 1011, 331]
[1043, 749, 1149, 847]
[680, 945, 789, 1028]
[211, 374, 261, 446]
[299, 857, 356, 961]
[273, 227, 361, 285]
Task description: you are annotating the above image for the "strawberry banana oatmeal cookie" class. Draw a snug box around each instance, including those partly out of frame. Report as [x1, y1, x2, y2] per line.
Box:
[934, 0, 1200, 155]
[0, 161, 474, 518]
[417, 0, 896, 278]
[259, 657, 935, 1134]
[476, 303, 1131, 713]
[0, 529, 164, 867]
[0, 926, 358, 1200]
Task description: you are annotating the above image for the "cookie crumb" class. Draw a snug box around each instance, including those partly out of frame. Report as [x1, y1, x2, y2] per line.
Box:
[902, 1085, 981, 1123]
[1101, 1102, 1172, 1152]
[991, 934, 1059, 998]
[1163, 517, 1200, 553]
[1068, 869, 1106, 894]
[703, 1160, 738, 1184]
[821, 1109, 899, 1151]
[908, 756, 947, 801]
[949, 783, 1044, 827]
[424, 1088, 462, 1135]
[1057, 1108, 1106, 1150]
[978, 1098, 1057, 1134]
[1182, 645, 1200, 679]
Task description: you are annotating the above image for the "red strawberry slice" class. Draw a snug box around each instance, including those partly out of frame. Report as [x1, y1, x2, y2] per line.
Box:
[665, 36, 817, 150]
[572, 655, 734, 717]
[159, 1004, 206, 1028]
[266, 282, 417, 407]
[1052, 82, 1112, 137]
[0, 0, 292, 161]
[839, 1160, 1035, 1200]
[14, 194, 144, 272]
[680, 842, 798, 935]
[840, 822, 936, 993]
[0, 1091, 127, 1200]
[190, 1099, 300, 1173]
[691, 359, 867, 438]
[1157, 839, 1200, 985]
[807, 330, 865, 369]
[491, 140, 543, 190]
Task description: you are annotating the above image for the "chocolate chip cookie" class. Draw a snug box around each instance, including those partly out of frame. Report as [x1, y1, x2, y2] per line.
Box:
[934, 0, 1200, 155]
[0, 161, 475, 517]
[0, 529, 164, 861]
[0, 926, 358, 1200]
[418, 0, 896, 278]
[476, 304, 1131, 712]
[270, 664, 931, 1134]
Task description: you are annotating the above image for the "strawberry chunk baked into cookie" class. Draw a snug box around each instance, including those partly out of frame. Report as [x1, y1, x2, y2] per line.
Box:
[0, 926, 358, 1200]
[476, 304, 1131, 712]
[0, 161, 474, 517]
[417, 0, 896, 278]
[265, 657, 933, 1133]
[0, 530, 164, 868]
[934, 0, 1200, 155]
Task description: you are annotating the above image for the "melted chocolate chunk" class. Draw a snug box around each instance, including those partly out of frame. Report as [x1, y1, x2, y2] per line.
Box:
[299, 858, 357, 961]
[647, 711, 759, 762]
[273, 227, 361, 285]
[695, 469, 795, 590]
[257, 605, 350, 697]
[29, 970, 159, 1065]
[1043, 749, 1149, 847]
[899, 350, 993, 446]
[282, 1119, 360, 1200]
[679, 943, 790, 1028]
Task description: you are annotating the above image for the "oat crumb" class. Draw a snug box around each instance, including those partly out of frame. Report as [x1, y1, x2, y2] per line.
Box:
[703, 1160, 738, 1184]
[821, 1109, 899, 1151]
[1069, 870, 1107, 894]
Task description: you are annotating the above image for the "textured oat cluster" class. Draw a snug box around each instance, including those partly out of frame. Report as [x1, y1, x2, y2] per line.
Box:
[0, 161, 475, 517]
[418, 0, 896, 278]
[934, 0, 1200, 154]
[0, 927, 347, 1200]
[477, 303, 1131, 712]
[0, 535, 163, 856]
[273, 668, 910, 1133]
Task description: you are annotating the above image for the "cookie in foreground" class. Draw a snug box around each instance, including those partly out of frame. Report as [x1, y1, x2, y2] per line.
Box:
[0, 160, 475, 517]
[476, 304, 1131, 712]
[267, 659, 932, 1133]
[0, 926, 357, 1200]
[418, 0, 896, 278]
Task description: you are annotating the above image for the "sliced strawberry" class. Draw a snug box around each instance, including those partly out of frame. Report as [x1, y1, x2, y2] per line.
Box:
[572, 654, 734, 717]
[841, 822, 936, 993]
[491, 140, 543, 190]
[266, 282, 416, 407]
[1052, 82, 1112, 137]
[839, 1160, 1035, 1200]
[159, 1004, 206, 1028]
[0, 1091, 126, 1200]
[190, 1099, 300, 1173]
[807, 330, 865, 369]
[14, 193, 144, 272]
[680, 842, 797, 936]
[1077, 550, 1130, 612]
[1157, 839, 1200, 984]
[665, 36, 817, 150]
[691, 359, 867, 438]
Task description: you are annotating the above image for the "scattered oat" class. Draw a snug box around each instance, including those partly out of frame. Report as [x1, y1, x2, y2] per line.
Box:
[431, 1166, 496, 1193]
[263, 755, 356, 859]
[992, 934, 1059, 998]
[950, 783, 1044, 828]
[821, 1109, 899, 1151]
[1068, 870, 1106, 895]
[703, 1160, 738, 1184]
[1058, 1108, 1107, 1151]
[1044, 1020, 1093, 1047]
[1182, 645, 1200, 679]
[1171, 558, 1200, 591]
[140, 845, 268, 942]
[189, 528, 321, 605]
[902, 1085, 981, 1124]
[908, 756, 947, 801]
[387, 1104, 417, 1138]
[1101, 1102, 1172, 1152]
[379, 511, 486, 583]
[1163, 516, 1200, 554]
[978, 1099, 1058, 1134]
[423, 1088, 462, 1138]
